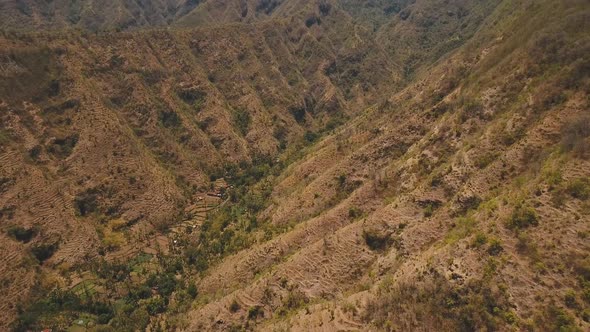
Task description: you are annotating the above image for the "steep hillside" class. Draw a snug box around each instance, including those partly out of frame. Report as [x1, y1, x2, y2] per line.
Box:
[1, 0, 588, 331]
[0, 24, 361, 329]
[180, 0, 590, 331]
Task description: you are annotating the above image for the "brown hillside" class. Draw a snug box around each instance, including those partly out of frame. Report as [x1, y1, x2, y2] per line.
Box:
[0, 0, 588, 331]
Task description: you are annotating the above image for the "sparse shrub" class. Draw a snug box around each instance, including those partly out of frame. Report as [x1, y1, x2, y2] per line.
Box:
[348, 207, 363, 219]
[529, 31, 567, 66]
[273, 125, 288, 147]
[542, 305, 579, 332]
[74, 189, 99, 216]
[305, 15, 320, 28]
[337, 174, 347, 188]
[423, 203, 438, 218]
[141, 69, 166, 85]
[507, 205, 538, 230]
[247, 306, 263, 319]
[566, 178, 590, 200]
[364, 273, 512, 331]
[459, 98, 484, 122]
[446, 216, 477, 244]
[159, 110, 182, 128]
[12, 289, 114, 332]
[304, 130, 318, 143]
[474, 152, 498, 169]
[48, 79, 60, 97]
[127, 285, 151, 302]
[177, 88, 206, 106]
[430, 172, 444, 187]
[16, 0, 32, 16]
[532, 83, 567, 112]
[551, 188, 568, 207]
[289, 106, 306, 123]
[28, 145, 42, 160]
[516, 233, 540, 262]
[564, 289, 578, 308]
[0, 205, 15, 219]
[0, 129, 10, 145]
[500, 127, 525, 146]
[229, 299, 240, 313]
[472, 232, 488, 247]
[561, 115, 590, 159]
[283, 290, 308, 311]
[533, 261, 547, 274]
[456, 195, 482, 216]
[363, 229, 391, 251]
[31, 242, 58, 263]
[233, 110, 251, 136]
[544, 169, 563, 188]
[256, 0, 279, 14]
[7, 225, 35, 243]
[146, 272, 177, 298]
[146, 297, 166, 315]
[318, 1, 331, 16]
[487, 238, 503, 256]
[187, 283, 198, 299]
[47, 134, 78, 158]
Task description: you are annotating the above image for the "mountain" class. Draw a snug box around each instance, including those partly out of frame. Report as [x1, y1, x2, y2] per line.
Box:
[0, 0, 201, 31]
[0, 0, 589, 331]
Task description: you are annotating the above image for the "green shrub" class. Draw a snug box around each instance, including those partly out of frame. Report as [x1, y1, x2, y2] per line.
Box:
[424, 204, 435, 217]
[187, 283, 198, 299]
[289, 106, 306, 123]
[337, 174, 347, 188]
[348, 207, 363, 219]
[507, 205, 538, 230]
[455, 195, 482, 216]
[543, 305, 580, 332]
[146, 272, 177, 298]
[7, 226, 35, 243]
[564, 290, 578, 308]
[248, 306, 263, 319]
[364, 273, 511, 331]
[278, 289, 308, 316]
[177, 89, 206, 106]
[146, 297, 166, 315]
[159, 110, 182, 128]
[31, 242, 58, 263]
[12, 289, 114, 331]
[233, 110, 251, 136]
[472, 233, 488, 247]
[304, 130, 318, 143]
[474, 152, 498, 169]
[445, 216, 477, 244]
[566, 178, 590, 200]
[487, 238, 504, 256]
